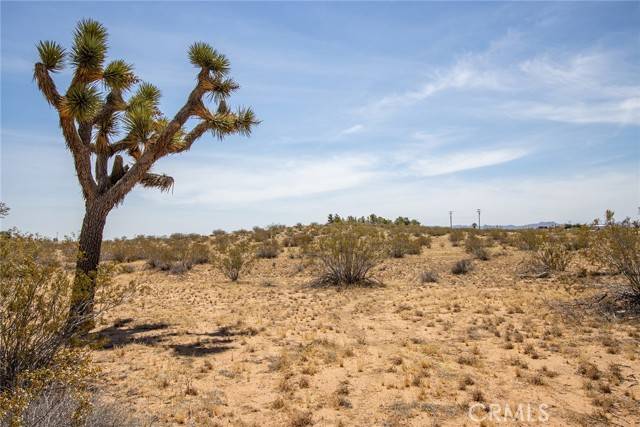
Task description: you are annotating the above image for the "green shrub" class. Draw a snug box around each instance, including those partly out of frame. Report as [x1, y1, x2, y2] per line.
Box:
[0, 234, 127, 425]
[531, 239, 572, 272]
[388, 232, 421, 258]
[515, 229, 544, 251]
[588, 214, 640, 298]
[145, 239, 209, 273]
[213, 241, 254, 282]
[312, 224, 386, 286]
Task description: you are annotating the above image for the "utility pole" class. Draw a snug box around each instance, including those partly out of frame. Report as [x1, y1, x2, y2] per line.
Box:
[449, 211, 453, 229]
[477, 209, 481, 230]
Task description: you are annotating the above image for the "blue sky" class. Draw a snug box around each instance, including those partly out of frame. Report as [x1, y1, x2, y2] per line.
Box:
[1, 1, 639, 238]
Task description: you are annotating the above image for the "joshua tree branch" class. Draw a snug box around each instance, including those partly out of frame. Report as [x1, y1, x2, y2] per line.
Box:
[34, 63, 97, 201]
[102, 78, 206, 208]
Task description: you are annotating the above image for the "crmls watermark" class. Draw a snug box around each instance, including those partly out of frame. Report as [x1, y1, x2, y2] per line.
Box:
[468, 402, 550, 423]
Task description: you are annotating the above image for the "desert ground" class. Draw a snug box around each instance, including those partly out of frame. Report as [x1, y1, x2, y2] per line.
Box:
[92, 234, 639, 427]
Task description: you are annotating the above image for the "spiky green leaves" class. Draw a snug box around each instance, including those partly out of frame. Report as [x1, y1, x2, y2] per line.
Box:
[128, 82, 161, 112]
[63, 85, 101, 122]
[204, 77, 240, 102]
[123, 104, 154, 142]
[234, 107, 259, 137]
[103, 60, 136, 91]
[36, 41, 66, 72]
[71, 19, 108, 73]
[188, 42, 230, 74]
[203, 107, 259, 140]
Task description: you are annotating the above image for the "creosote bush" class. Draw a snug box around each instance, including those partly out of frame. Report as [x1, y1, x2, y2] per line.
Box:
[448, 229, 465, 246]
[145, 238, 209, 273]
[312, 224, 386, 286]
[415, 235, 432, 249]
[464, 233, 491, 261]
[0, 234, 130, 425]
[588, 213, 640, 299]
[213, 241, 253, 282]
[388, 232, 421, 258]
[515, 229, 544, 251]
[255, 239, 280, 259]
[531, 239, 573, 272]
[283, 232, 312, 248]
[452, 258, 473, 275]
[419, 270, 439, 284]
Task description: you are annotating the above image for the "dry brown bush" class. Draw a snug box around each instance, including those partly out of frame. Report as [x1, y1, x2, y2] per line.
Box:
[255, 239, 280, 259]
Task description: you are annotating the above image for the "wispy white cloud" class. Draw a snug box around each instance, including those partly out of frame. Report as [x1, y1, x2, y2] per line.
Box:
[145, 154, 379, 205]
[360, 38, 640, 126]
[339, 124, 365, 135]
[400, 147, 529, 177]
[362, 55, 507, 115]
[507, 98, 640, 125]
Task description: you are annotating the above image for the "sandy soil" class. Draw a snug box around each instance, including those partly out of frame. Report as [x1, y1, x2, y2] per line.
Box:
[92, 236, 640, 426]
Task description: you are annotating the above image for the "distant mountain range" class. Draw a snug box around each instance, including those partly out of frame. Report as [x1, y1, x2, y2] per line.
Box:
[454, 221, 559, 230]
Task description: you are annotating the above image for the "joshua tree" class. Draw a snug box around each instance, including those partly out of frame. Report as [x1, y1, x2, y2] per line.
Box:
[0, 202, 9, 219]
[34, 19, 258, 333]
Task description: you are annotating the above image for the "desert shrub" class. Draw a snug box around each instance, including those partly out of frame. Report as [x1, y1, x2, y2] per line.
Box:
[452, 258, 473, 275]
[588, 214, 640, 298]
[531, 239, 573, 272]
[252, 227, 272, 243]
[145, 239, 208, 273]
[473, 246, 491, 261]
[566, 226, 591, 251]
[419, 270, 438, 284]
[101, 238, 145, 263]
[283, 232, 312, 248]
[464, 233, 482, 252]
[464, 234, 490, 260]
[145, 242, 175, 271]
[312, 224, 386, 286]
[213, 233, 233, 252]
[188, 242, 210, 265]
[13, 386, 142, 427]
[388, 232, 421, 258]
[515, 229, 544, 251]
[415, 235, 432, 249]
[488, 229, 509, 245]
[213, 241, 253, 282]
[256, 239, 280, 259]
[424, 227, 448, 237]
[449, 229, 465, 246]
[0, 234, 128, 425]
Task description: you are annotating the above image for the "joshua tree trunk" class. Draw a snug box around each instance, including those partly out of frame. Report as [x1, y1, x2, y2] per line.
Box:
[66, 203, 109, 335]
